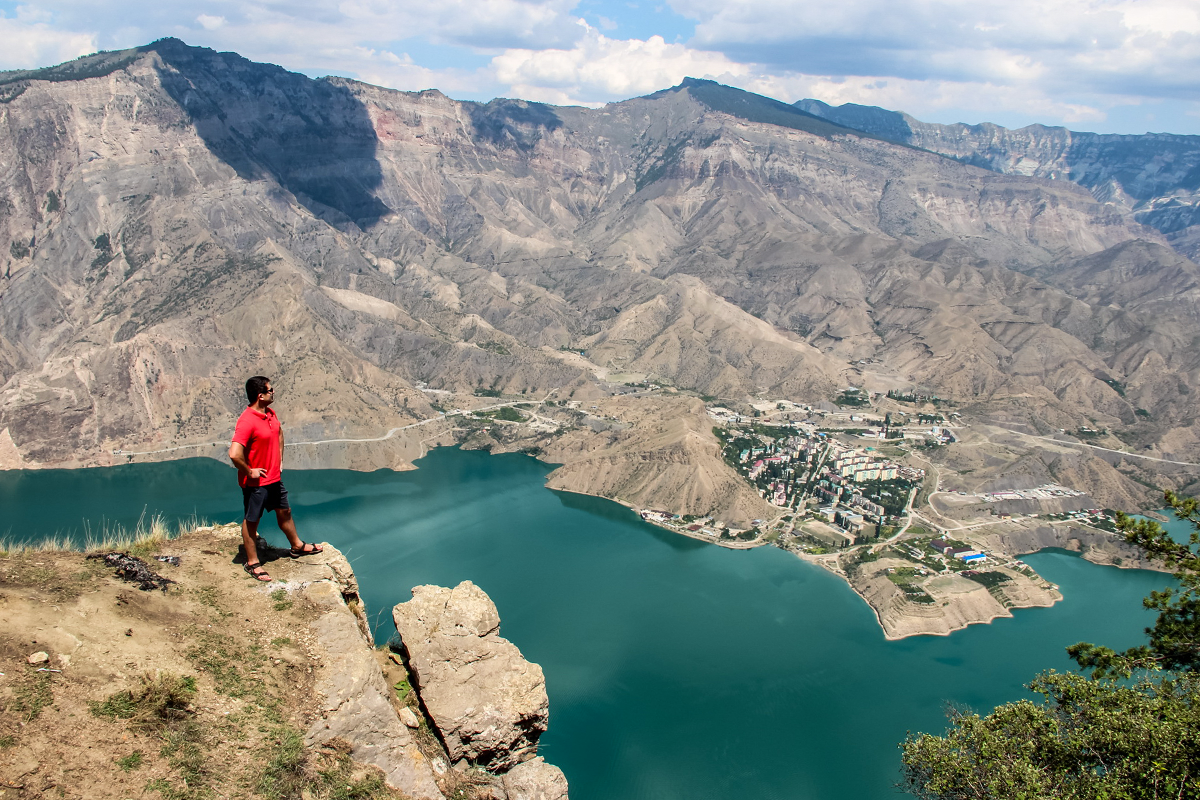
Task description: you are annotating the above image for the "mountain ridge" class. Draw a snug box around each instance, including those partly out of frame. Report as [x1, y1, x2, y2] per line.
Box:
[1, 40, 1198, 517]
[795, 98, 1200, 259]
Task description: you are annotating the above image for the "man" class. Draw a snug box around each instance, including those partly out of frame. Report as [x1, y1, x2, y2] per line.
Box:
[229, 375, 322, 581]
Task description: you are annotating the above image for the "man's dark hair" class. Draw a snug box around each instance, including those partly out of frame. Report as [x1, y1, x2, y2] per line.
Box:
[246, 376, 271, 404]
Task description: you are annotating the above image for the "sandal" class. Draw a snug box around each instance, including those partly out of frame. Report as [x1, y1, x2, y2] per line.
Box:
[244, 562, 272, 582]
[290, 542, 324, 558]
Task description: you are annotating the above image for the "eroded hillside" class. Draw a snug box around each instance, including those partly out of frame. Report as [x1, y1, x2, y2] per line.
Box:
[2, 40, 1199, 514]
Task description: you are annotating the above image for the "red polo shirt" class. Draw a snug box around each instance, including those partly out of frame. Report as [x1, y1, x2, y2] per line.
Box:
[232, 405, 282, 487]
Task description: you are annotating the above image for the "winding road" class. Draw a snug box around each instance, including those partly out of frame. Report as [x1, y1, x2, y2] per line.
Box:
[999, 428, 1200, 467]
[117, 399, 549, 457]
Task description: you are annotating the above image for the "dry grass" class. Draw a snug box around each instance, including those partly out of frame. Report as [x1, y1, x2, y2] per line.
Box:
[90, 671, 198, 728]
[0, 512, 207, 556]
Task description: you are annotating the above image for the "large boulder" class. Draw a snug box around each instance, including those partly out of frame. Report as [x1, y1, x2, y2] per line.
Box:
[502, 757, 570, 800]
[392, 581, 549, 772]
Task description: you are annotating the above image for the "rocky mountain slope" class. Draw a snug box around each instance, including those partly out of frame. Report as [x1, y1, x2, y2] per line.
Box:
[795, 98, 1200, 259]
[2, 40, 1198, 514]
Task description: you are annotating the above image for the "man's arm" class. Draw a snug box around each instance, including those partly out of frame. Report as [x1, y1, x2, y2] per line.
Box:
[229, 442, 266, 480]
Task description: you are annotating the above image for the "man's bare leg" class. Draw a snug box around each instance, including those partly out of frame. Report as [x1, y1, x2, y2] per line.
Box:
[242, 519, 262, 566]
[276, 508, 304, 550]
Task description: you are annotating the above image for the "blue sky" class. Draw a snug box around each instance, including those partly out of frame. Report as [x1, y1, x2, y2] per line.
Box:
[2, 0, 1199, 134]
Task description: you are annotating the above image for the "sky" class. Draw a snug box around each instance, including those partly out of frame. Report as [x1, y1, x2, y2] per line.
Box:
[1, 0, 1199, 135]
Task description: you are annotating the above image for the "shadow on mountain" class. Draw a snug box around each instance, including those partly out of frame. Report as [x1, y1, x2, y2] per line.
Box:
[151, 38, 389, 229]
[467, 98, 563, 151]
[791, 99, 915, 145]
[665, 78, 882, 142]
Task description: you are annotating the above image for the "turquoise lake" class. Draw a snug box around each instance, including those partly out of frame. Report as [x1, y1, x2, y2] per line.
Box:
[0, 448, 1185, 800]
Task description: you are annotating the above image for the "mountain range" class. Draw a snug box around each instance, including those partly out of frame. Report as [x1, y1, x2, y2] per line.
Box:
[795, 98, 1200, 259]
[2, 39, 1198, 515]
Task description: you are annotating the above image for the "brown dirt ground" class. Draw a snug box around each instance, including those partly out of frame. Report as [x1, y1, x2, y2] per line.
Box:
[0, 530, 406, 800]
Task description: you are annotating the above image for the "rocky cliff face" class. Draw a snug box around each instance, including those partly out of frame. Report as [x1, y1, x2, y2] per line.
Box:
[391, 582, 550, 773]
[391, 581, 569, 797]
[2, 41, 1199, 510]
[795, 98, 1200, 260]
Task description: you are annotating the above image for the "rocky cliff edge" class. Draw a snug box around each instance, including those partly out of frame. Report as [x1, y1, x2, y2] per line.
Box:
[0, 525, 567, 800]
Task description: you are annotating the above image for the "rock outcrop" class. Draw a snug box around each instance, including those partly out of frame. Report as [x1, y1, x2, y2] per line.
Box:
[502, 757, 570, 800]
[391, 582, 551, 773]
[302, 576, 444, 799]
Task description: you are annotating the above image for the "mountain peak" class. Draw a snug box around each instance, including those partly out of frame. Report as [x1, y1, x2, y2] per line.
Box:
[649, 78, 885, 142]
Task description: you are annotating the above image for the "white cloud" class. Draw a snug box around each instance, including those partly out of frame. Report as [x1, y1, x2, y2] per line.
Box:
[669, 0, 1200, 103]
[0, 0, 1196, 133]
[762, 72, 1111, 125]
[491, 26, 747, 104]
[195, 14, 226, 30]
[0, 11, 96, 70]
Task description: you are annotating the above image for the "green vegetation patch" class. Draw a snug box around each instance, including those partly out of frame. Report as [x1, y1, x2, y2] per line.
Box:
[835, 389, 870, 407]
[270, 588, 294, 611]
[1101, 377, 1127, 397]
[185, 628, 260, 698]
[147, 719, 211, 800]
[478, 341, 511, 355]
[477, 406, 523, 422]
[963, 571, 1012, 589]
[12, 669, 55, 722]
[256, 733, 406, 800]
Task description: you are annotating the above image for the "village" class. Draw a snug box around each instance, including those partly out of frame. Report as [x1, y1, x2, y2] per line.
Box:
[639, 397, 939, 546]
[637, 395, 1128, 619]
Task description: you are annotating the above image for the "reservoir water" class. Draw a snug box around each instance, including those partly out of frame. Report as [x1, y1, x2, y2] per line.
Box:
[0, 448, 1183, 800]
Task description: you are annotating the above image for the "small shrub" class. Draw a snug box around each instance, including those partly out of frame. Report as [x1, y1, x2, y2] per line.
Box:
[91, 671, 196, 727]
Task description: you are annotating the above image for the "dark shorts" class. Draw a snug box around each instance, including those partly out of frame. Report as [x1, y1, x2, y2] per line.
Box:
[242, 481, 289, 523]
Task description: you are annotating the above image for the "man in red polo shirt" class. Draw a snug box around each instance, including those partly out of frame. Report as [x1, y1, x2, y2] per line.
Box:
[229, 375, 323, 581]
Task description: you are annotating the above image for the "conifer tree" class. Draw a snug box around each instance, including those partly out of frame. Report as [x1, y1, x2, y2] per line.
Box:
[901, 491, 1200, 799]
